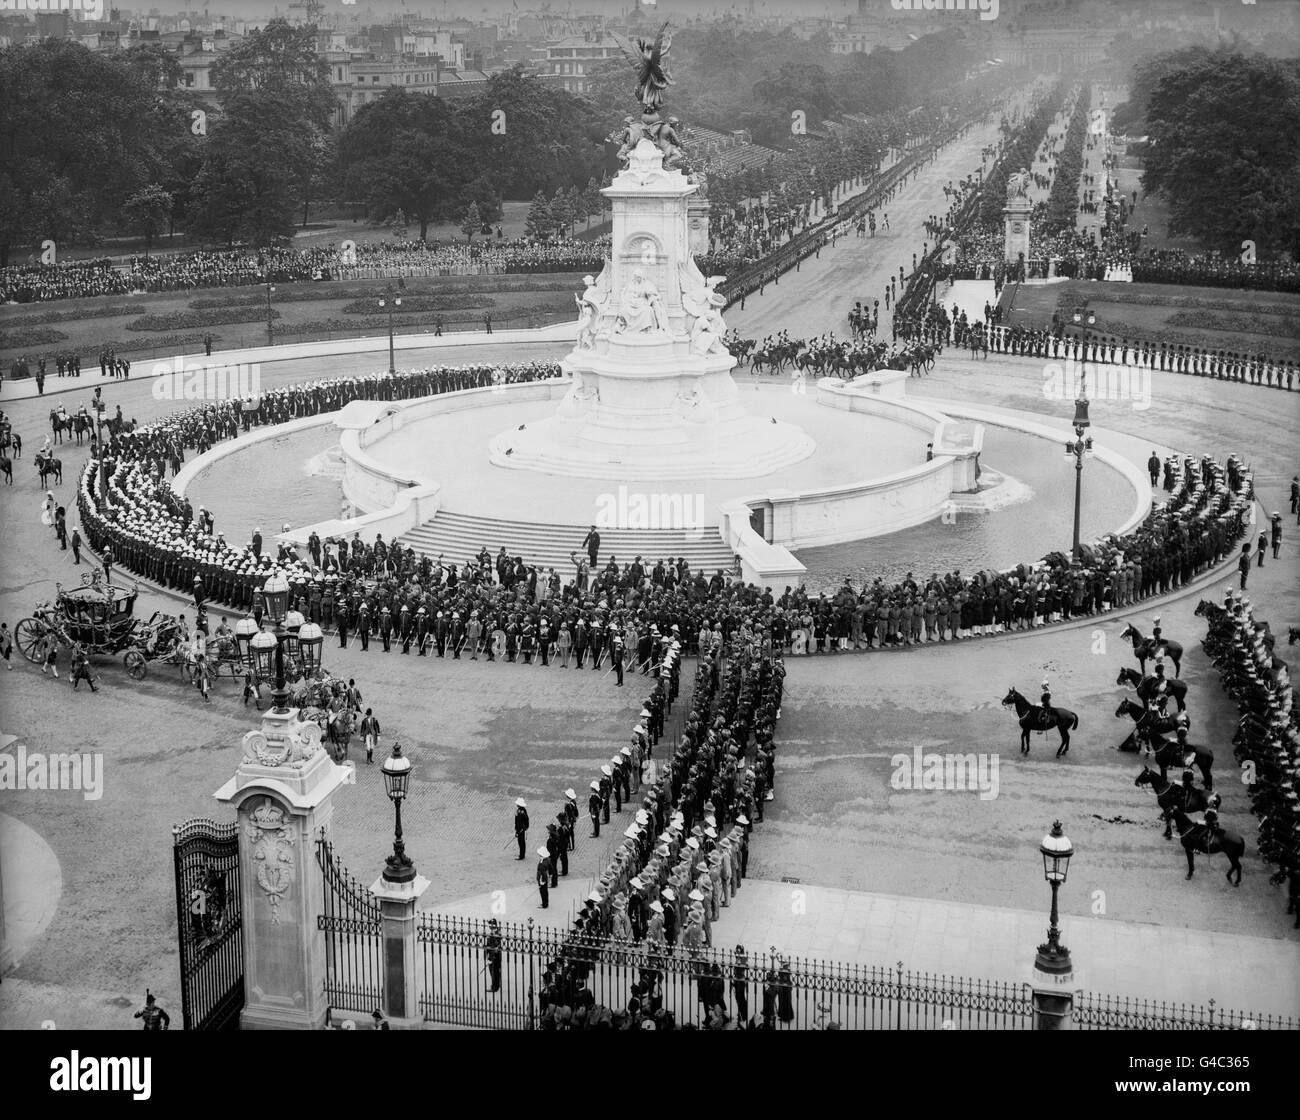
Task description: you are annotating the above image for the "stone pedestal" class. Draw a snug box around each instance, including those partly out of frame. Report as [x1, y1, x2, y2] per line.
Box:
[214, 707, 350, 1030]
[687, 196, 711, 259]
[370, 872, 430, 1026]
[488, 139, 815, 480]
[1003, 199, 1032, 266]
[1029, 941, 1077, 1030]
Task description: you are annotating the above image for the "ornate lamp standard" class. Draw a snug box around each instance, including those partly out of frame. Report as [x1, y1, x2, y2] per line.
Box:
[378, 282, 403, 375]
[1031, 820, 1076, 1029]
[1065, 306, 1096, 560]
[380, 744, 416, 884]
[249, 572, 293, 713]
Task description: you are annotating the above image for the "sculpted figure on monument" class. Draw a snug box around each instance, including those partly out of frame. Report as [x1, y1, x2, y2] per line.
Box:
[1006, 167, 1031, 202]
[617, 115, 651, 163]
[576, 268, 613, 349]
[650, 116, 685, 170]
[616, 268, 668, 334]
[610, 22, 673, 114]
[689, 305, 728, 356]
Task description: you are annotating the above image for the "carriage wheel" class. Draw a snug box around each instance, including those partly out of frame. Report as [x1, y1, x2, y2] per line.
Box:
[15, 618, 46, 663]
[124, 649, 147, 680]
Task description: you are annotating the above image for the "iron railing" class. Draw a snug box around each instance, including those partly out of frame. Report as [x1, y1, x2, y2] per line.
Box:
[316, 836, 385, 1014]
[317, 854, 1297, 1030]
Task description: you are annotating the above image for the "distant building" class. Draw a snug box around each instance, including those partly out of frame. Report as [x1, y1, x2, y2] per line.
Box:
[546, 33, 621, 95]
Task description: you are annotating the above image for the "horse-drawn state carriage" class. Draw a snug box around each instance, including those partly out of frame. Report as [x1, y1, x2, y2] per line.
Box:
[15, 575, 161, 677]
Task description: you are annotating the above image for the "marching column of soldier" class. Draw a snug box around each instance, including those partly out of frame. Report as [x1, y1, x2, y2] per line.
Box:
[508, 628, 789, 1029]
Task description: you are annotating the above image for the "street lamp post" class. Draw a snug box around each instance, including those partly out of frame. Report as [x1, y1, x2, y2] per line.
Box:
[91, 397, 109, 504]
[1031, 820, 1075, 1029]
[247, 573, 323, 712]
[380, 744, 416, 884]
[1065, 306, 1096, 560]
[378, 282, 403, 376]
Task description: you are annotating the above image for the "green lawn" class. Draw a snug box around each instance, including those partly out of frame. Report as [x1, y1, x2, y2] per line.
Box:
[1001, 280, 1300, 360]
[0, 274, 582, 361]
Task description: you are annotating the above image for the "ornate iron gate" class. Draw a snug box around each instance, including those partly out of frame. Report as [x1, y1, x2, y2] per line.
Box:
[172, 818, 244, 1030]
[316, 835, 385, 1013]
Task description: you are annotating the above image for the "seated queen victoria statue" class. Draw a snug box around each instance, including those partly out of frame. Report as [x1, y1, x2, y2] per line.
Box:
[615, 268, 668, 334]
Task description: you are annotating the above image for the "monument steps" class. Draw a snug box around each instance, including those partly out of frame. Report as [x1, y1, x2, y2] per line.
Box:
[400, 510, 735, 574]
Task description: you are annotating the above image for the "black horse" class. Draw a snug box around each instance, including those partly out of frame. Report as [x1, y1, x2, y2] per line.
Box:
[1115, 666, 1188, 712]
[1151, 733, 1214, 791]
[1120, 621, 1183, 677]
[1134, 766, 1217, 839]
[1113, 697, 1184, 754]
[35, 451, 62, 486]
[1170, 808, 1245, 885]
[1001, 687, 1079, 757]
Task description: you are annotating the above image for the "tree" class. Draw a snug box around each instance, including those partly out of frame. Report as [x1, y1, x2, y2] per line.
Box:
[550, 186, 572, 240]
[565, 185, 585, 236]
[0, 38, 192, 264]
[461, 201, 482, 243]
[187, 88, 331, 246]
[122, 185, 174, 253]
[525, 191, 552, 241]
[1141, 51, 1300, 255]
[211, 17, 329, 98]
[338, 89, 473, 240]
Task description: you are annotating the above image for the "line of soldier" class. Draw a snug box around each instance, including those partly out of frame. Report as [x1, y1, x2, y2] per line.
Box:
[974, 325, 1296, 389]
[525, 669, 673, 894]
[534, 635, 786, 1028]
[1203, 588, 1299, 926]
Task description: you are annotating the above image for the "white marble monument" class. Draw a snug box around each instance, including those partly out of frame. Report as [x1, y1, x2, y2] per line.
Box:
[487, 139, 815, 480]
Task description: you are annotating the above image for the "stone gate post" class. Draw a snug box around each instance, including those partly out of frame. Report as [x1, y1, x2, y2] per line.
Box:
[215, 707, 349, 1030]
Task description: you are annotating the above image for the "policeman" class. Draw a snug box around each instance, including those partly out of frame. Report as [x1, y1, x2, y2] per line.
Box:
[451, 612, 465, 659]
[415, 606, 429, 655]
[514, 798, 529, 860]
[378, 604, 392, 652]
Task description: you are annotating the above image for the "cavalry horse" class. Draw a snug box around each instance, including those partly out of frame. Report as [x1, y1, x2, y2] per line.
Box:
[1115, 666, 1188, 712]
[1134, 766, 1218, 839]
[1113, 696, 1186, 752]
[35, 451, 62, 486]
[49, 409, 74, 445]
[1001, 687, 1079, 757]
[1169, 808, 1245, 884]
[1119, 621, 1183, 677]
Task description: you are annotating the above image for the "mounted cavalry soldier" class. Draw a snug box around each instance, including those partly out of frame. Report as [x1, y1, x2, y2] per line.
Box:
[1036, 678, 1054, 730]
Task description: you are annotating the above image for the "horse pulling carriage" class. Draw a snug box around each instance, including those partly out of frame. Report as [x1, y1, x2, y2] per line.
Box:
[14, 575, 164, 678]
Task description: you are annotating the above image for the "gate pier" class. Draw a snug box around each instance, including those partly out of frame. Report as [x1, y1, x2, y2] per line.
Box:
[215, 707, 348, 1030]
